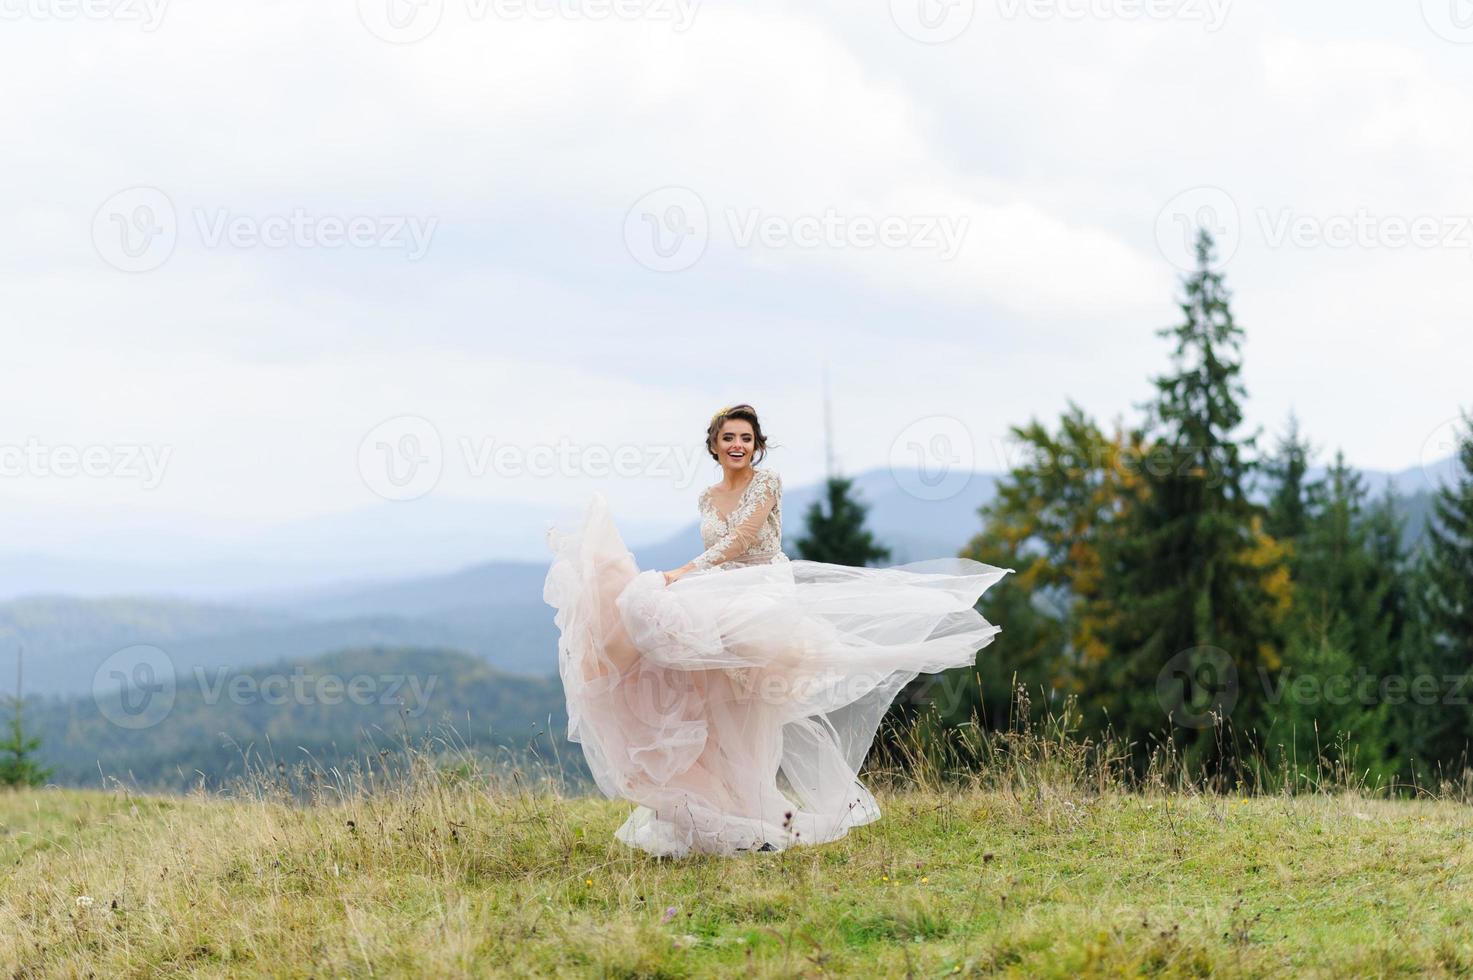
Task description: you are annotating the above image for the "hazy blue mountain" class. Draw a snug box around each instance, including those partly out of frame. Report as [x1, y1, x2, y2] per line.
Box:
[22, 646, 571, 790]
[1, 596, 299, 695]
[253, 561, 555, 620]
[0, 464, 1439, 703]
[0, 458, 1451, 601]
[1309, 460, 1450, 502]
[1, 597, 557, 698]
[0, 497, 675, 601]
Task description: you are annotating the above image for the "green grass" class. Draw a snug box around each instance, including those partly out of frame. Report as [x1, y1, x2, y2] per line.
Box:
[3, 780, 1473, 977]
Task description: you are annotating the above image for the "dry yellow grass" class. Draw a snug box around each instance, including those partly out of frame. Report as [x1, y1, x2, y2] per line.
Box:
[3, 774, 1473, 978]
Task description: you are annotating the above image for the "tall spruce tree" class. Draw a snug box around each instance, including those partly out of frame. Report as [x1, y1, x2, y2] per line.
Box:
[1363, 485, 1415, 774]
[1364, 486, 1412, 660]
[1105, 229, 1289, 769]
[1297, 453, 1373, 633]
[1265, 415, 1315, 546]
[794, 476, 891, 567]
[1276, 452, 1400, 780]
[1407, 413, 1473, 779]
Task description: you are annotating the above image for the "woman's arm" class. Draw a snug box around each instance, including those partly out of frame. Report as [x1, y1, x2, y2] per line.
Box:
[665, 471, 780, 584]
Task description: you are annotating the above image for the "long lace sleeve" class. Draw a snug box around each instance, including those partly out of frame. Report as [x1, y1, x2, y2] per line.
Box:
[692, 470, 781, 571]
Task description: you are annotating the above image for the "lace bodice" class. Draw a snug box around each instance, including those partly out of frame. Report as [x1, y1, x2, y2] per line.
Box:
[693, 469, 788, 571]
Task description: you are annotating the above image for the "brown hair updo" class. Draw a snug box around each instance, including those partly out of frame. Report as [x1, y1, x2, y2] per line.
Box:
[705, 403, 769, 465]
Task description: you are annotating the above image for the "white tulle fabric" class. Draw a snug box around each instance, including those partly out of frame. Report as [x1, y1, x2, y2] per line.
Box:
[544, 492, 1008, 858]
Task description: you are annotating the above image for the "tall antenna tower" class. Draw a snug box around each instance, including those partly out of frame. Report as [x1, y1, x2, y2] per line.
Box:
[822, 363, 835, 480]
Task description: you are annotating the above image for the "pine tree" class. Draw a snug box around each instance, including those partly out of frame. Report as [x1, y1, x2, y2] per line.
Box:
[0, 648, 51, 790]
[1297, 452, 1372, 631]
[1406, 413, 1473, 779]
[1105, 229, 1290, 770]
[1275, 452, 1400, 780]
[1364, 486, 1412, 658]
[794, 476, 891, 567]
[1363, 485, 1416, 774]
[1264, 415, 1315, 546]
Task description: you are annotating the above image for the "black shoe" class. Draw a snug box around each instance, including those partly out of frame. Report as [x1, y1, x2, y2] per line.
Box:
[757, 842, 777, 852]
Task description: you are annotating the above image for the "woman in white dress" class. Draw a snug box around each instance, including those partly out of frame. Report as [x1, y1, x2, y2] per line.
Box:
[544, 404, 1008, 857]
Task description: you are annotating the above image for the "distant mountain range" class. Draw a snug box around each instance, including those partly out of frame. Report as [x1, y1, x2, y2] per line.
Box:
[1, 466, 1003, 699]
[0, 462, 1447, 704]
[2, 459, 1453, 789]
[24, 646, 570, 790]
[0, 497, 675, 600]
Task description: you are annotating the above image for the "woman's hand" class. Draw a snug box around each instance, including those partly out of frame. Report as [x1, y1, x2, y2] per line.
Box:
[662, 563, 695, 586]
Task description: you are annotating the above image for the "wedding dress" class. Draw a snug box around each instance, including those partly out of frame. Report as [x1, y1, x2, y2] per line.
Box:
[543, 469, 1008, 857]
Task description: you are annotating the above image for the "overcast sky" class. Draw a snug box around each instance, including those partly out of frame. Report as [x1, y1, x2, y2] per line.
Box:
[2, 0, 1469, 550]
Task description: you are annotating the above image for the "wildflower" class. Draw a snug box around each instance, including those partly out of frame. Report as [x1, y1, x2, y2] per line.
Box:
[920, 876, 929, 884]
[662, 906, 678, 924]
[75, 896, 94, 910]
[585, 878, 593, 886]
[881, 874, 889, 882]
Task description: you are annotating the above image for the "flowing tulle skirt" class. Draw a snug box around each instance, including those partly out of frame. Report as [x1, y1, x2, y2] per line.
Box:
[543, 494, 1008, 857]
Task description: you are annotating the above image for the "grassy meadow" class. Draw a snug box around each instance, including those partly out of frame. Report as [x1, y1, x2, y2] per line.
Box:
[3, 747, 1473, 978]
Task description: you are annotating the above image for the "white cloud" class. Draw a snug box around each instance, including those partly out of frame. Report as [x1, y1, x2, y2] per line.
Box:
[1, 0, 1470, 577]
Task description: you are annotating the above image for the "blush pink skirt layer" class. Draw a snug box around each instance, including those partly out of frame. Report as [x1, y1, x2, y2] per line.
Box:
[544, 493, 1008, 857]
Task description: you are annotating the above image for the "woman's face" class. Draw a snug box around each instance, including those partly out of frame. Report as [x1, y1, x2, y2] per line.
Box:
[713, 419, 756, 474]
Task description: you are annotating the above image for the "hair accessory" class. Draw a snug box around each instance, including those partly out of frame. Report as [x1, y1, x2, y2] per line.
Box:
[710, 405, 733, 426]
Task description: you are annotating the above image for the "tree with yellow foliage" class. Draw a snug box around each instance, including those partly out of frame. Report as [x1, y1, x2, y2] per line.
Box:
[1103, 230, 1290, 773]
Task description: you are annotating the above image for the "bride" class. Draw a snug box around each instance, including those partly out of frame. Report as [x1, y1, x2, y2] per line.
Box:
[544, 404, 1008, 857]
